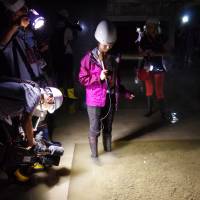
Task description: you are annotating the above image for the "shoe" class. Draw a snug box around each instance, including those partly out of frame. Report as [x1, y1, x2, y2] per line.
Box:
[14, 168, 30, 182]
[32, 162, 44, 170]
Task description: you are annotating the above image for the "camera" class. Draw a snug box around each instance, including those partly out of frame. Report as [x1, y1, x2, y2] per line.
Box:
[0, 121, 64, 182]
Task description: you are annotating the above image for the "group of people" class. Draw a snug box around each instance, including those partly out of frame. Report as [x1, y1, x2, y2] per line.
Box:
[0, 0, 66, 147]
[0, 0, 172, 161]
[0, 0, 65, 180]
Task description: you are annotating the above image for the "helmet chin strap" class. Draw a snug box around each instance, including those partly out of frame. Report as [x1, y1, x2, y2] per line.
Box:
[33, 100, 46, 131]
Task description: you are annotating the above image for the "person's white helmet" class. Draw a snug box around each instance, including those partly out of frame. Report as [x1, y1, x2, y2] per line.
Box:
[94, 20, 117, 45]
[44, 87, 63, 113]
[1, 0, 25, 12]
[33, 87, 63, 119]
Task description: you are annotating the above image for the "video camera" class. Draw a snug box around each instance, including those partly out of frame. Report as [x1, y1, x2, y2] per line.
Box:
[0, 121, 64, 181]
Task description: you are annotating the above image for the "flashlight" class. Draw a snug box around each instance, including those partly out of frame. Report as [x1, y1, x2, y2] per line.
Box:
[182, 15, 189, 24]
[136, 27, 141, 33]
[29, 9, 45, 30]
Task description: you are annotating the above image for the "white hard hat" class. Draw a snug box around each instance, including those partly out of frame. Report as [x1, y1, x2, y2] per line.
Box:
[33, 87, 63, 117]
[45, 87, 63, 113]
[57, 9, 69, 19]
[2, 0, 25, 12]
[94, 20, 117, 45]
[146, 17, 160, 25]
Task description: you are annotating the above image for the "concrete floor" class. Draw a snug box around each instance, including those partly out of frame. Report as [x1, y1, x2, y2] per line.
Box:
[1, 67, 200, 199]
[54, 96, 200, 200]
[47, 66, 200, 199]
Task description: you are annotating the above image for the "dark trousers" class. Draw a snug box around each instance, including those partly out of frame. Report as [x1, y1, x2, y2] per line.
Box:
[87, 95, 115, 138]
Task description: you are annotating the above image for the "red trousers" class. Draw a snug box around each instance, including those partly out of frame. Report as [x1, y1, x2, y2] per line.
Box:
[144, 72, 165, 99]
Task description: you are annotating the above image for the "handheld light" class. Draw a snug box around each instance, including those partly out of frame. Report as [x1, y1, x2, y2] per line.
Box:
[29, 9, 45, 30]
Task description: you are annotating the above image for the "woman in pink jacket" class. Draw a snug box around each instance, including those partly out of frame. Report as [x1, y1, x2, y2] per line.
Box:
[79, 20, 134, 158]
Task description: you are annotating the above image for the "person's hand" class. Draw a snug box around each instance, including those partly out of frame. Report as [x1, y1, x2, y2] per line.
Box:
[19, 16, 30, 28]
[134, 76, 139, 84]
[13, 15, 30, 28]
[26, 138, 37, 150]
[128, 93, 135, 100]
[100, 69, 108, 81]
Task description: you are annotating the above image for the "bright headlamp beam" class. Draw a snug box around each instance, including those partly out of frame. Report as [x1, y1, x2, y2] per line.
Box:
[33, 17, 45, 29]
[182, 15, 189, 24]
[29, 9, 45, 30]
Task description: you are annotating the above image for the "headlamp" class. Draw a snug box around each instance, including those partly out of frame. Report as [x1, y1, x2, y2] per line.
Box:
[28, 9, 45, 30]
[182, 15, 189, 24]
[149, 65, 154, 71]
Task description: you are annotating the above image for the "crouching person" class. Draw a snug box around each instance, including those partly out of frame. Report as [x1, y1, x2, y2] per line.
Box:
[0, 78, 63, 148]
[0, 78, 64, 180]
[0, 78, 41, 148]
[32, 86, 64, 168]
[79, 20, 134, 158]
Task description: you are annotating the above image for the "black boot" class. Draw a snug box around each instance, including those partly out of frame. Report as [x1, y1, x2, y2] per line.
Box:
[103, 136, 112, 152]
[158, 99, 167, 119]
[88, 136, 98, 158]
[144, 96, 153, 117]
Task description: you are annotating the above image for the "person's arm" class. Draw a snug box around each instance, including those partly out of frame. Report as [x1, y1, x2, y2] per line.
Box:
[118, 83, 135, 100]
[22, 112, 36, 147]
[0, 16, 29, 46]
[115, 59, 135, 100]
[20, 82, 41, 147]
[0, 25, 19, 46]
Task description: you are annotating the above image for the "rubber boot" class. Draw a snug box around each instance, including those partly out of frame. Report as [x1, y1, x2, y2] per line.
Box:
[144, 96, 153, 117]
[103, 135, 112, 152]
[158, 99, 167, 119]
[67, 88, 78, 100]
[88, 136, 98, 158]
